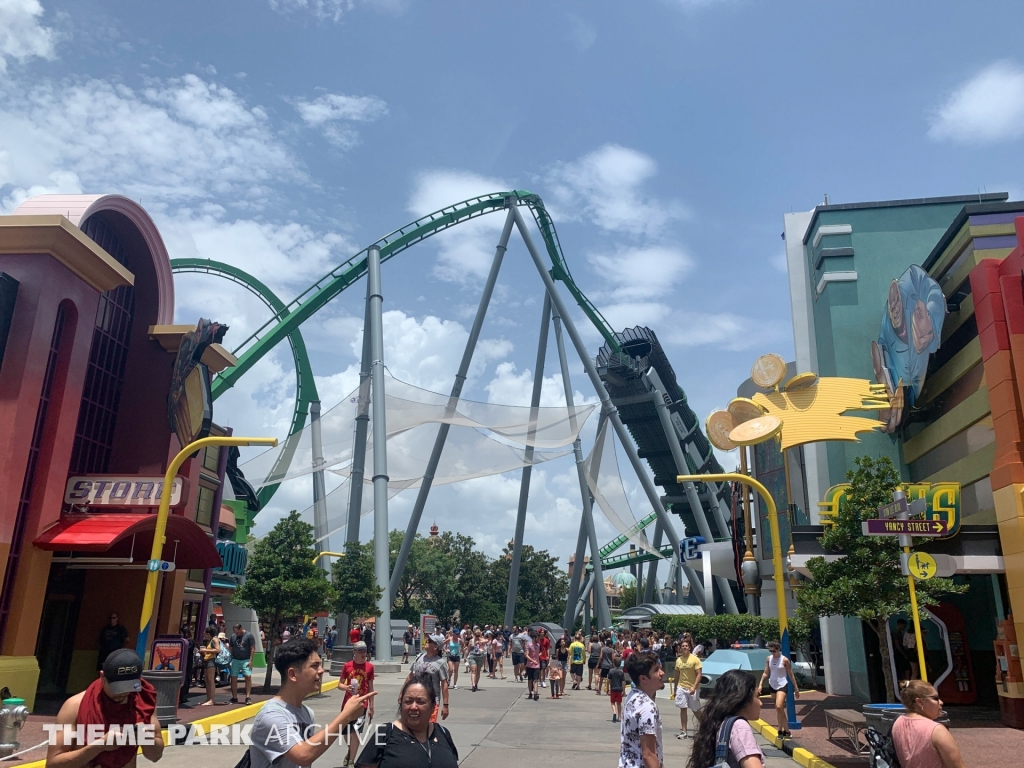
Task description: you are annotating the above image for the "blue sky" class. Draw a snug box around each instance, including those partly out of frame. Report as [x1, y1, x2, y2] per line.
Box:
[3, 0, 1024, 564]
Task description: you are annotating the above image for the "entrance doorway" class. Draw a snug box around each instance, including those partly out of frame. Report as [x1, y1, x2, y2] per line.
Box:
[34, 565, 86, 705]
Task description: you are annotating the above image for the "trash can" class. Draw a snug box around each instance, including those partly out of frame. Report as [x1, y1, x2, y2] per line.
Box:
[142, 671, 181, 727]
[863, 704, 905, 737]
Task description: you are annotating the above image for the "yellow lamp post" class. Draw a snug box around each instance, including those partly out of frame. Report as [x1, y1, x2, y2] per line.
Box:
[677, 471, 800, 731]
[311, 551, 346, 566]
[136, 435, 277, 660]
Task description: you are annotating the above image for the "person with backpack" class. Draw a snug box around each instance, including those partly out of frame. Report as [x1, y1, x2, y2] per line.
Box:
[686, 669, 764, 768]
[890, 680, 966, 768]
[597, 638, 616, 695]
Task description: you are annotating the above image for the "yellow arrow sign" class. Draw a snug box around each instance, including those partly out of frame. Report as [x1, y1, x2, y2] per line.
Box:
[907, 551, 937, 581]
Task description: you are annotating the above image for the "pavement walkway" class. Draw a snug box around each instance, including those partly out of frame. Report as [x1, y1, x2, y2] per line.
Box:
[131, 665, 796, 768]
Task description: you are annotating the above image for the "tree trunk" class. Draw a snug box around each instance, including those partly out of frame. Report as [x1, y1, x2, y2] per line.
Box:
[871, 618, 897, 703]
[262, 614, 279, 694]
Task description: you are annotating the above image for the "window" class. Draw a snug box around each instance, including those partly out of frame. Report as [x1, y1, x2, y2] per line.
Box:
[195, 485, 216, 527]
[202, 445, 220, 473]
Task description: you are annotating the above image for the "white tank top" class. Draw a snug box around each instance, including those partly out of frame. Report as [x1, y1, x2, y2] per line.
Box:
[768, 654, 788, 690]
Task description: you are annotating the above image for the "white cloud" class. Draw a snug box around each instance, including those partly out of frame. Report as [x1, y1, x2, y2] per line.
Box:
[408, 169, 511, 283]
[268, 0, 353, 23]
[0, 73, 301, 209]
[546, 144, 687, 238]
[0, 0, 56, 74]
[665, 311, 787, 351]
[588, 245, 693, 301]
[566, 13, 597, 52]
[485, 362, 597, 409]
[928, 61, 1024, 144]
[294, 92, 388, 150]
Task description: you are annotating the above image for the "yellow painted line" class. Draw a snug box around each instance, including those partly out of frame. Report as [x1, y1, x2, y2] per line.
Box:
[17, 679, 342, 768]
[749, 719, 836, 768]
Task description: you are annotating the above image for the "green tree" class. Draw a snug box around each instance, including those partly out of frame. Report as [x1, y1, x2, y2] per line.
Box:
[332, 539, 383, 622]
[618, 583, 638, 611]
[388, 530, 433, 623]
[488, 543, 569, 625]
[234, 510, 334, 692]
[795, 456, 967, 702]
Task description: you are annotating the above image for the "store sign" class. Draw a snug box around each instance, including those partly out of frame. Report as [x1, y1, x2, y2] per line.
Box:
[819, 482, 960, 539]
[215, 539, 248, 576]
[64, 476, 186, 507]
[870, 265, 946, 432]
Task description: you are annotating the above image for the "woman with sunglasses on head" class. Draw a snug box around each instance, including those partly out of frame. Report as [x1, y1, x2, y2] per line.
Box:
[356, 672, 458, 768]
[687, 669, 764, 768]
[891, 681, 966, 768]
[758, 640, 800, 738]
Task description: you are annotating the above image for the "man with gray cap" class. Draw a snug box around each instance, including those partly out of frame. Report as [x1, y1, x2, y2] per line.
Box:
[46, 649, 164, 768]
[408, 633, 450, 722]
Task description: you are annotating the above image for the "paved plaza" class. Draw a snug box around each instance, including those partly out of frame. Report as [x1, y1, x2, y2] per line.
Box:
[137, 665, 794, 768]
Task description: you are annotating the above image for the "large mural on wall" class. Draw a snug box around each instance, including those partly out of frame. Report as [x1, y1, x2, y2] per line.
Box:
[870, 265, 946, 432]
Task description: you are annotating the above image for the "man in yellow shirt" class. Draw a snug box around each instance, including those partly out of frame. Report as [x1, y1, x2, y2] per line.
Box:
[672, 641, 702, 738]
[568, 633, 587, 690]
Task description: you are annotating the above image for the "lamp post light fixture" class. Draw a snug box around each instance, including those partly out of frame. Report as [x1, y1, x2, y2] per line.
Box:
[136, 435, 278, 660]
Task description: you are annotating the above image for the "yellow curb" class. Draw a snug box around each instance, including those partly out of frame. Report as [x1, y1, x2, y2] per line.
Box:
[17, 679, 341, 768]
[749, 719, 835, 768]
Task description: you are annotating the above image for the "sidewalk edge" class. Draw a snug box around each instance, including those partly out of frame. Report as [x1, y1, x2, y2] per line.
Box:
[750, 719, 836, 768]
[16, 679, 340, 768]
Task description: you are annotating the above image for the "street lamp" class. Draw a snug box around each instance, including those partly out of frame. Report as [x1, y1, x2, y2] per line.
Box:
[136, 435, 278, 659]
[312, 551, 346, 566]
[677, 471, 800, 732]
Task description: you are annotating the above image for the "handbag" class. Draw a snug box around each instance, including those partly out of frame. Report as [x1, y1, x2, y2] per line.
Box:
[710, 717, 739, 767]
[865, 726, 901, 768]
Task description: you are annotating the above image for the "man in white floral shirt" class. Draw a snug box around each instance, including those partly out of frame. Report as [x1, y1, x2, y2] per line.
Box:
[620, 650, 666, 768]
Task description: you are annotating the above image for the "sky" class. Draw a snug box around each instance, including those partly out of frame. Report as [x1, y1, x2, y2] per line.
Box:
[3, 0, 1024, 568]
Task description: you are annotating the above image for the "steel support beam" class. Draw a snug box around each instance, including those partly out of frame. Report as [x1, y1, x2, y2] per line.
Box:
[504, 294, 551, 627]
[647, 378, 738, 614]
[310, 400, 329, 573]
[346, 281, 373, 547]
[644, 518, 663, 604]
[513, 207, 700, 615]
[390, 208, 516, 600]
[367, 245, 391, 661]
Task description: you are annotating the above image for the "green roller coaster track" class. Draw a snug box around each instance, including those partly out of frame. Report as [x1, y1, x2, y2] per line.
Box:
[171, 190, 620, 507]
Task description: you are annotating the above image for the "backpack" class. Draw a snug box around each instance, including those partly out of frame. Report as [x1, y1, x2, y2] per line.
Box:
[865, 726, 901, 768]
[215, 640, 231, 668]
[710, 717, 739, 767]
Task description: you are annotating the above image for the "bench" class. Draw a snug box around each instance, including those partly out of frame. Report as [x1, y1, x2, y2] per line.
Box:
[825, 709, 869, 755]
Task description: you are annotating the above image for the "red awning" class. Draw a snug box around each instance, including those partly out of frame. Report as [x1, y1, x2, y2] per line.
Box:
[34, 513, 222, 568]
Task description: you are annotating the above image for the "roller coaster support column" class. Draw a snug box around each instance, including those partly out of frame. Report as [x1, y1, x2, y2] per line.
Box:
[644, 518, 663, 604]
[515, 207, 685, 627]
[346, 280, 373, 549]
[390, 207, 516, 601]
[310, 400, 329, 573]
[553, 309, 608, 630]
[647, 376, 738, 614]
[504, 293, 551, 628]
[368, 244, 391, 662]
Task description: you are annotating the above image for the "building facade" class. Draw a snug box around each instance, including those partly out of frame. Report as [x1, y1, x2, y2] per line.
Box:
[0, 195, 234, 709]
[782, 194, 1017, 715]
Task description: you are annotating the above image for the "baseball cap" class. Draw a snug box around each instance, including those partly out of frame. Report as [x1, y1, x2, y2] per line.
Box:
[428, 634, 445, 646]
[353, 641, 367, 651]
[103, 649, 143, 696]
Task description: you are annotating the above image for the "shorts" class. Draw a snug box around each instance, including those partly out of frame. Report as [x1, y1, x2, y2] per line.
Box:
[570, 664, 583, 677]
[588, 659, 598, 669]
[342, 713, 366, 736]
[674, 688, 701, 711]
[512, 652, 525, 666]
[560, 661, 569, 671]
[609, 691, 623, 704]
[526, 667, 539, 681]
[230, 659, 252, 678]
[539, 659, 548, 670]
[404, 643, 411, 653]
[468, 654, 484, 668]
[448, 654, 460, 663]
[600, 667, 610, 679]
